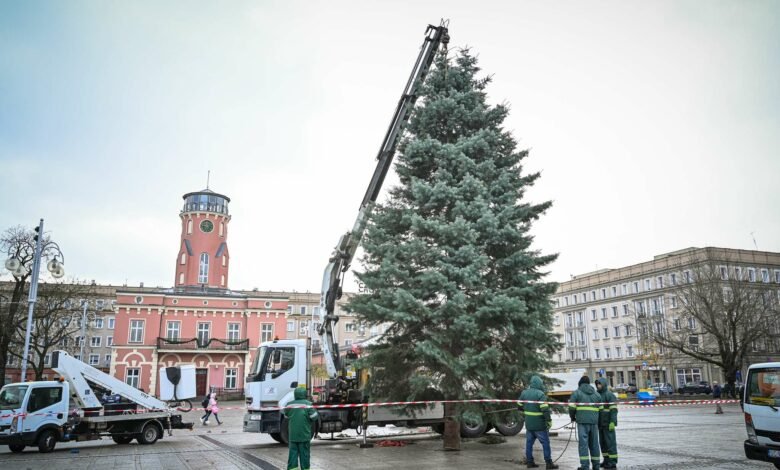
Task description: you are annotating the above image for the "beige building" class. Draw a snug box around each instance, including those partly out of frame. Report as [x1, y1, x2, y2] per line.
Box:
[551, 247, 780, 389]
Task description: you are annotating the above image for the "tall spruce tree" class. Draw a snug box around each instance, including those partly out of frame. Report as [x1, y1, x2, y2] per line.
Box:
[346, 50, 559, 448]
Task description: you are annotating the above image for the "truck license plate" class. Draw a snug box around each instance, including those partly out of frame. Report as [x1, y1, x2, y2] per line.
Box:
[769, 449, 780, 458]
[250, 415, 262, 421]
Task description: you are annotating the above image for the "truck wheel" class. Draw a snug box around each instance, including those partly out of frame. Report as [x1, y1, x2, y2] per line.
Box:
[137, 422, 161, 445]
[37, 430, 57, 453]
[112, 436, 134, 445]
[269, 433, 285, 444]
[431, 423, 444, 435]
[460, 414, 487, 438]
[8, 444, 25, 453]
[279, 418, 290, 445]
[495, 411, 524, 436]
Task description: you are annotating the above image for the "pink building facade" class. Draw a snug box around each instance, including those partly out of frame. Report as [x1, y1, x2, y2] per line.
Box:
[111, 188, 289, 396]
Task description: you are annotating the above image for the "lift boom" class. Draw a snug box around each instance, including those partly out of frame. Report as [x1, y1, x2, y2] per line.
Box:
[318, 23, 449, 378]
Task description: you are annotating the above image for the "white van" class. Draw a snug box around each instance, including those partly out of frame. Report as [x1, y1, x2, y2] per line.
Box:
[743, 362, 780, 468]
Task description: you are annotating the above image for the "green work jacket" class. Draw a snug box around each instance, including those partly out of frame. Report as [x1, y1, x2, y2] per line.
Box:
[568, 383, 602, 425]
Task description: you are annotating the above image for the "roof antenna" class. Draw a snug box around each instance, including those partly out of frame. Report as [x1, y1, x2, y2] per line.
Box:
[750, 232, 758, 250]
[206, 170, 211, 190]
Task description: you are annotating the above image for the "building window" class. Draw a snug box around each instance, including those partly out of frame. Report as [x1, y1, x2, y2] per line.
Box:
[221, 275, 225, 286]
[720, 266, 728, 280]
[126, 368, 140, 388]
[225, 368, 237, 389]
[129, 320, 144, 343]
[261, 324, 274, 343]
[108, 317, 115, 329]
[591, 309, 597, 320]
[94, 317, 104, 329]
[670, 296, 678, 308]
[605, 347, 611, 359]
[601, 288, 607, 299]
[222, 255, 226, 267]
[603, 327, 609, 338]
[601, 308, 607, 319]
[613, 326, 620, 337]
[673, 318, 681, 330]
[626, 345, 634, 357]
[684, 270, 692, 283]
[180, 252, 186, 265]
[593, 328, 599, 340]
[645, 279, 651, 290]
[670, 273, 677, 286]
[676, 368, 702, 388]
[578, 330, 585, 343]
[167, 321, 181, 340]
[621, 284, 627, 295]
[594, 348, 600, 359]
[688, 317, 697, 329]
[569, 351, 575, 361]
[90, 336, 102, 347]
[748, 268, 756, 282]
[735, 267, 742, 280]
[287, 305, 294, 314]
[611, 306, 618, 318]
[107, 336, 113, 346]
[287, 320, 296, 332]
[591, 291, 596, 301]
[187, 219, 193, 234]
[775, 270, 780, 283]
[227, 323, 240, 341]
[625, 325, 633, 336]
[615, 346, 621, 358]
[632, 282, 639, 293]
[761, 269, 769, 283]
[197, 323, 211, 343]
[344, 339, 353, 346]
[198, 253, 209, 284]
[219, 222, 225, 237]
[179, 273, 184, 284]
[44, 354, 51, 365]
[582, 293, 587, 303]
[580, 350, 587, 360]
[622, 304, 629, 316]
[104, 354, 111, 364]
[89, 354, 99, 365]
[345, 323, 356, 333]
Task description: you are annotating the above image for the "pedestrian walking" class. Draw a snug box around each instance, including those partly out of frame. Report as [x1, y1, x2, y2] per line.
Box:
[712, 381, 723, 414]
[519, 375, 559, 469]
[284, 387, 319, 470]
[569, 376, 602, 470]
[595, 378, 618, 469]
[200, 392, 212, 425]
[201, 392, 222, 425]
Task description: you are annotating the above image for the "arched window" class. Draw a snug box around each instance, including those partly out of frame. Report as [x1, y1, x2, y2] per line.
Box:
[180, 252, 186, 265]
[219, 222, 224, 237]
[178, 272, 184, 284]
[199, 253, 209, 284]
[187, 219, 193, 234]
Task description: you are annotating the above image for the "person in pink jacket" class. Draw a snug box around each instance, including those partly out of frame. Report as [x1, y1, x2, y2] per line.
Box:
[201, 392, 222, 425]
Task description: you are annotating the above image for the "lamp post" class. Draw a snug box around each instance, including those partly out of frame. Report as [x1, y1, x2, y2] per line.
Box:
[4, 219, 65, 382]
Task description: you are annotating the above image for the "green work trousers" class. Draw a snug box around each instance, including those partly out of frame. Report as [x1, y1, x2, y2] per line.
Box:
[287, 441, 311, 470]
[577, 423, 601, 469]
[599, 426, 617, 466]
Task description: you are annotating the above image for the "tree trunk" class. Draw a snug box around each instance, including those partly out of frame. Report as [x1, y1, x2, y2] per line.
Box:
[443, 401, 461, 451]
[724, 367, 738, 399]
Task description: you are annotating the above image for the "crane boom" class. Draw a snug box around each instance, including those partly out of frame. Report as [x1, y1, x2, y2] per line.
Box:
[318, 23, 449, 378]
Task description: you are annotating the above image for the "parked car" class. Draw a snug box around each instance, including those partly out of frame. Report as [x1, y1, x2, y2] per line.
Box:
[626, 383, 638, 394]
[651, 383, 674, 396]
[679, 381, 712, 395]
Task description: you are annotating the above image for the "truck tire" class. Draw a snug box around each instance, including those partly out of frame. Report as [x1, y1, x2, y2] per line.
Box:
[459, 414, 487, 438]
[431, 423, 444, 435]
[269, 432, 285, 444]
[112, 435, 134, 445]
[278, 417, 318, 446]
[494, 411, 524, 436]
[8, 444, 25, 453]
[137, 422, 161, 445]
[37, 429, 57, 453]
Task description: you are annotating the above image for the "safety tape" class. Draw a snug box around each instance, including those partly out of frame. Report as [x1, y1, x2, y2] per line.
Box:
[0, 398, 740, 419]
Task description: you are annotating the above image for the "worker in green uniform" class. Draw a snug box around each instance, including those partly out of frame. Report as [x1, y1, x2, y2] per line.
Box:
[519, 375, 559, 469]
[596, 378, 618, 469]
[284, 387, 319, 470]
[569, 376, 602, 470]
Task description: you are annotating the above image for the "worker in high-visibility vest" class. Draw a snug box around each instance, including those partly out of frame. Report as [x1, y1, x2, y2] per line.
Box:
[519, 375, 559, 469]
[569, 376, 603, 470]
[596, 378, 618, 469]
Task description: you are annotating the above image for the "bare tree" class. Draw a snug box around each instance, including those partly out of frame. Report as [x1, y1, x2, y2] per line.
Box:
[646, 260, 779, 394]
[7, 281, 96, 380]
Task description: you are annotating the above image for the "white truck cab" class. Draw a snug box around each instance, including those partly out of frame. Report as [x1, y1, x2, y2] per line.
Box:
[743, 362, 780, 468]
[0, 380, 70, 452]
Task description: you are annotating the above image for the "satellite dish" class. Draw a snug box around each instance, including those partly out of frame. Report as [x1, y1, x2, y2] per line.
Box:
[5, 258, 21, 271]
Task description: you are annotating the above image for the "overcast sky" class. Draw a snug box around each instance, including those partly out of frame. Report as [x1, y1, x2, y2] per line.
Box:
[1, 1, 778, 293]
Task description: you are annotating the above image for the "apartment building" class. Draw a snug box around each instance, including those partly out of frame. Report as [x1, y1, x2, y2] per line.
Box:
[551, 247, 780, 388]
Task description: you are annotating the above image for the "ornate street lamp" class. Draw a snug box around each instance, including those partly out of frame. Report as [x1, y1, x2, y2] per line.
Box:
[4, 219, 65, 382]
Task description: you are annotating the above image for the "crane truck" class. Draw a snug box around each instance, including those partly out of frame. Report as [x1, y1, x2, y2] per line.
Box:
[243, 22, 521, 443]
[0, 350, 193, 453]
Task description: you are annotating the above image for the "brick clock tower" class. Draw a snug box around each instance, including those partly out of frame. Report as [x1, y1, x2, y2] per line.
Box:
[176, 189, 231, 289]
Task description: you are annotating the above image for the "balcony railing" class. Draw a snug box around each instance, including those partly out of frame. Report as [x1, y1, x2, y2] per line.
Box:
[156, 337, 249, 351]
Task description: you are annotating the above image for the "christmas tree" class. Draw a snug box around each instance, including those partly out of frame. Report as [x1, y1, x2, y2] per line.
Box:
[347, 49, 559, 449]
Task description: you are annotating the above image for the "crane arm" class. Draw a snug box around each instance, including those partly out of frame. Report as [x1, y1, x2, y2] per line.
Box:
[318, 23, 449, 378]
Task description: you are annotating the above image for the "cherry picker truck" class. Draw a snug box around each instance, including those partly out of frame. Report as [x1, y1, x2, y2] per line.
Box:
[0, 350, 193, 453]
[243, 22, 524, 444]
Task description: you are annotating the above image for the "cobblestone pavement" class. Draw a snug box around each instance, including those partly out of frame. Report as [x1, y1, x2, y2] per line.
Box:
[0, 401, 773, 469]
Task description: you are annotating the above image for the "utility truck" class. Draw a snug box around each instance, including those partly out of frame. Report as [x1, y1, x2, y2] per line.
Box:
[742, 362, 780, 468]
[0, 350, 193, 453]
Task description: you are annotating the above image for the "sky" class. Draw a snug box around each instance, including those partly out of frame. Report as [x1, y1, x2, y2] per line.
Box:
[1, 0, 778, 293]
